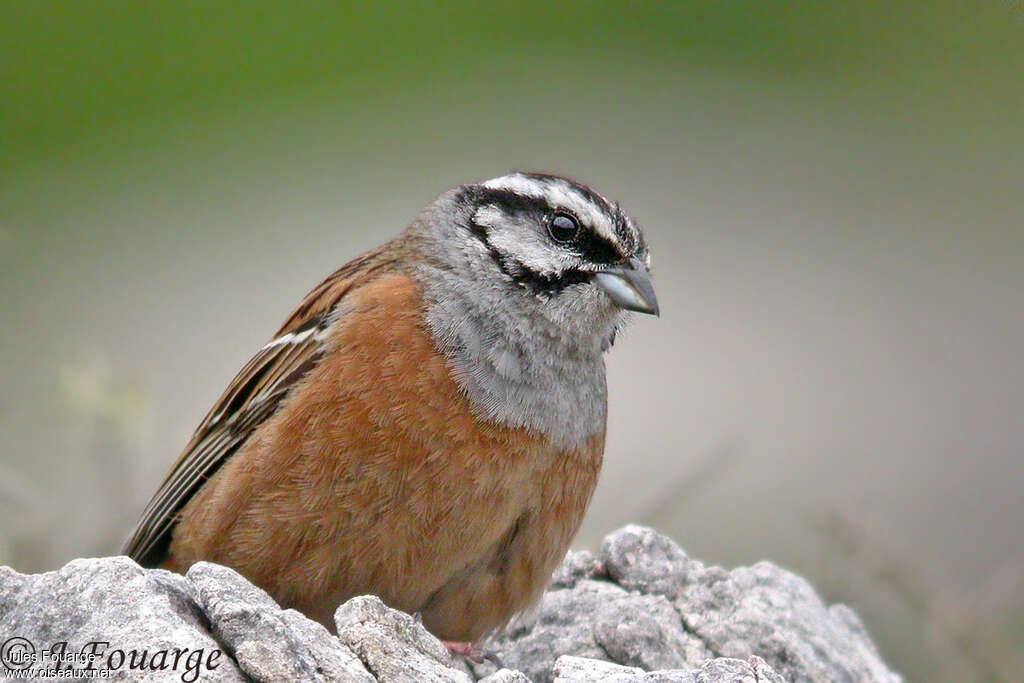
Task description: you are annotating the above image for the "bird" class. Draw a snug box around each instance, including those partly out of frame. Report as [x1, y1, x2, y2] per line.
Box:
[122, 172, 658, 647]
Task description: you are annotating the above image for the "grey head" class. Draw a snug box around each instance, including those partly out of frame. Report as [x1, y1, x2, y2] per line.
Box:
[407, 172, 658, 448]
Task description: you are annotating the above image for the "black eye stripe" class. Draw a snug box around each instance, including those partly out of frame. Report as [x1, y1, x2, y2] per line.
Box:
[475, 173, 643, 251]
[576, 231, 622, 265]
[465, 187, 549, 217]
[461, 183, 630, 286]
[469, 188, 623, 258]
[548, 209, 622, 265]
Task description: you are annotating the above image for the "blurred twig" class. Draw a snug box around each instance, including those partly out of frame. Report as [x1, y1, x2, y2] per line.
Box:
[811, 508, 1023, 682]
[0, 462, 55, 569]
[638, 437, 744, 527]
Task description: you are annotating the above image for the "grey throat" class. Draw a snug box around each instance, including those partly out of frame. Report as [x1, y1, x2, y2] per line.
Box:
[408, 189, 621, 450]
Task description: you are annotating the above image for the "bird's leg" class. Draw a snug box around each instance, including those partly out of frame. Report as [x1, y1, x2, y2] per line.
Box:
[443, 641, 503, 667]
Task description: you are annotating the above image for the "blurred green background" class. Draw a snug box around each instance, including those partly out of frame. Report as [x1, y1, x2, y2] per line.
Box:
[2, 2, 1022, 680]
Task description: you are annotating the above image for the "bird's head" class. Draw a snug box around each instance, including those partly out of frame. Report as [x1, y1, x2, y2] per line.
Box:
[414, 172, 658, 352]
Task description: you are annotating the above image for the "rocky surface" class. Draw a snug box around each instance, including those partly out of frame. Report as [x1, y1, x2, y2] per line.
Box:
[0, 526, 900, 682]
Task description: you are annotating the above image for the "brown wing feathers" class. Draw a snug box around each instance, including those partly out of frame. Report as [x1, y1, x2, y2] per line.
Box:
[122, 247, 397, 566]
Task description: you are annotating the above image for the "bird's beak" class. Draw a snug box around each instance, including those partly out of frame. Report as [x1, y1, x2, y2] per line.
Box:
[592, 257, 660, 316]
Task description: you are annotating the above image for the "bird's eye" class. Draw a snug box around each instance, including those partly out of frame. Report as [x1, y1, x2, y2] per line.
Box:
[548, 212, 581, 244]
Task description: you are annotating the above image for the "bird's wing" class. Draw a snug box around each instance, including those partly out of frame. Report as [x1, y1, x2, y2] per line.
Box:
[123, 246, 397, 566]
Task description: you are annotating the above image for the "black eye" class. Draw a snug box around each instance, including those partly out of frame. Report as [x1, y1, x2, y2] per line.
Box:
[548, 212, 581, 243]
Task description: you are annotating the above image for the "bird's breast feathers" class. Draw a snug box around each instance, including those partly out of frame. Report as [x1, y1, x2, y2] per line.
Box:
[168, 272, 605, 637]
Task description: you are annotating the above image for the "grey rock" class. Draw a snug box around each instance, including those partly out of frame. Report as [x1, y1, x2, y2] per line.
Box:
[599, 525, 692, 599]
[483, 576, 710, 681]
[478, 669, 533, 683]
[548, 549, 600, 590]
[487, 525, 899, 683]
[674, 557, 899, 683]
[187, 561, 373, 682]
[690, 656, 787, 683]
[552, 654, 787, 682]
[0, 525, 899, 683]
[335, 595, 471, 683]
[0, 557, 245, 682]
[552, 655, 648, 682]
